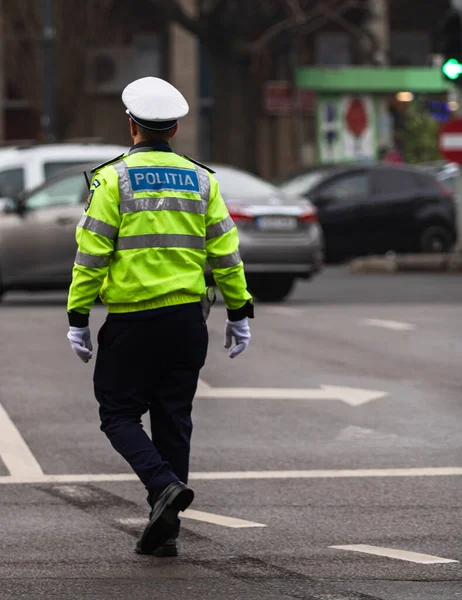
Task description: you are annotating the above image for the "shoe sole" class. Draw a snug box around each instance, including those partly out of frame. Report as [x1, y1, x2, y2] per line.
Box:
[138, 488, 193, 554]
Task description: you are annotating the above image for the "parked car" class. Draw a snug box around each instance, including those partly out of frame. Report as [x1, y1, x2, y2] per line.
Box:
[0, 142, 128, 211]
[276, 163, 457, 262]
[0, 162, 323, 303]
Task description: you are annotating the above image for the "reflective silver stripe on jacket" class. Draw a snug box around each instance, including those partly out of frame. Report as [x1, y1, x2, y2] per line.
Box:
[116, 233, 206, 251]
[114, 161, 134, 203]
[208, 250, 242, 269]
[75, 251, 111, 269]
[120, 196, 207, 215]
[78, 215, 118, 240]
[197, 166, 211, 203]
[206, 215, 235, 240]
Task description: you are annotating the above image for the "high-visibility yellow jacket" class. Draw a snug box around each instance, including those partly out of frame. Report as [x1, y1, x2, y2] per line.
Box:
[67, 144, 252, 322]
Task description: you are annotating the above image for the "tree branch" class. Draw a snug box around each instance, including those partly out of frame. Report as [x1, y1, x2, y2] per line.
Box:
[146, 0, 203, 37]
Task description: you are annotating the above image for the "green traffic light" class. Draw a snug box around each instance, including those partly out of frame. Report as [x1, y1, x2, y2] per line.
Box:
[442, 58, 462, 80]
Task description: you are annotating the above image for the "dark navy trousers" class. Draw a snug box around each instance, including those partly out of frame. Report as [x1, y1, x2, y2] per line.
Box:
[93, 302, 208, 516]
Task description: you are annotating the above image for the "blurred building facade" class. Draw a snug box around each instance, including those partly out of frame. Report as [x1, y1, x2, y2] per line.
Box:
[0, 0, 456, 177]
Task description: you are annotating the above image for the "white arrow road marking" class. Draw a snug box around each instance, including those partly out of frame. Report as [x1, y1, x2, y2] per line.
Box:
[197, 380, 388, 407]
[118, 510, 266, 529]
[330, 544, 459, 564]
[2, 466, 462, 485]
[0, 402, 43, 478]
[362, 318, 415, 331]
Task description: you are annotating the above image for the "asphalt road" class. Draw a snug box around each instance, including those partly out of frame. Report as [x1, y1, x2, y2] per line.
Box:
[0, 267, 461, 600]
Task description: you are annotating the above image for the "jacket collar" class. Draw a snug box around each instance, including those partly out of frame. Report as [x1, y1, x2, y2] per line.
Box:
[129, 140, 173, 155]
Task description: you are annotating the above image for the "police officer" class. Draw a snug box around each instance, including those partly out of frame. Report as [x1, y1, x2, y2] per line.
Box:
[66, 77, 254, 557]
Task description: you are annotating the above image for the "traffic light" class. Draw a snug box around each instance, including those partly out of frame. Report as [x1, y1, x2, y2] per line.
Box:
[439, 10, 462, 84]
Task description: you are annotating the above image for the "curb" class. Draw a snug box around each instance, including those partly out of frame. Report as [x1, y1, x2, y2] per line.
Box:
[349, 254, 462, 274]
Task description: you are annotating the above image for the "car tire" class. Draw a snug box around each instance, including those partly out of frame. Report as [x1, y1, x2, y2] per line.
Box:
[247, 275, 295, 303]
[420, 225, 454, 253]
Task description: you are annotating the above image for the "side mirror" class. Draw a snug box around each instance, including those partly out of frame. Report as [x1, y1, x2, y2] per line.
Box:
[2, 195, 26, 216]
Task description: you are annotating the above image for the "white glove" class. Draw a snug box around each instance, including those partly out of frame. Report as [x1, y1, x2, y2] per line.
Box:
[224, 318, 251, 359]
[67, 326, 93, 363]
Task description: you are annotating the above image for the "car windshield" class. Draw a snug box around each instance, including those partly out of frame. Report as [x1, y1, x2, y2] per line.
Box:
[44, 160, 110, 179]
[277, 171, 327, 196]
[210, 165, 281, 202]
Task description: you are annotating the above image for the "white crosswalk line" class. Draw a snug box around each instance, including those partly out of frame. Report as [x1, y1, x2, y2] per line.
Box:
[362, 318, 416, 331]
[330, 544, 459, 564]
[1, 466, 462, 485]
[0, 402, 43, 478]
[118, 509, 266, 529]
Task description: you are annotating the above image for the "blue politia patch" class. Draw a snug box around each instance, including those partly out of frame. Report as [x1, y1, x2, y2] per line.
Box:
[128, 167, 200, 193]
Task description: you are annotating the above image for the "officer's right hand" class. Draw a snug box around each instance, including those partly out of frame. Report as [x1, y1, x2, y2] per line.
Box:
[67, 326, 93, 363]
[224, 318, 251, 359]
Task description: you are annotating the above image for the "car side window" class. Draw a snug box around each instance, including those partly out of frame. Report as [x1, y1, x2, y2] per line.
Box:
[0, 168, 25, 198]
[26, 174, 86, 210]
[315, 173, 369, 203]
[371, 170, 419, 195]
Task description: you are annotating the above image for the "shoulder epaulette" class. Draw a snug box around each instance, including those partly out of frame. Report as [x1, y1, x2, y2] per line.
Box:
[90, 153, 126, 174]
[182, 155, 216, 174]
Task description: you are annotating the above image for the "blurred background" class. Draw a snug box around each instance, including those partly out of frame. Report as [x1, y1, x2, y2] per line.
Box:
[0, 0, 460, 176]
[1, 0, 462, 304]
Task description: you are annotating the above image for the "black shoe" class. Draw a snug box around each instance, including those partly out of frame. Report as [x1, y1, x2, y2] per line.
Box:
[135, 537, 178, 557]
[137, 482, 193, 555]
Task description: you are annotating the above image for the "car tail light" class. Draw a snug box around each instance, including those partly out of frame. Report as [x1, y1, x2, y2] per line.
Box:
[300, 205, 318, 222]
[227, 204, 254, 222]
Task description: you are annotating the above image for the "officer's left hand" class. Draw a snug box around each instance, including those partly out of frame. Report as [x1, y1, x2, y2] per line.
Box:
[67, 326, 93, 363]
[224, 318, 251, 359]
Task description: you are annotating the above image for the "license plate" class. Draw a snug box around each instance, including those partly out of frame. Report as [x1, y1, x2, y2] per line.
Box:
[256, 216, 298, 231]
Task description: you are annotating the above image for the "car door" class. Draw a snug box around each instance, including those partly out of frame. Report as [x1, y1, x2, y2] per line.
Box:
[366, 168, 423, 253]
[0, 173, 87, 286]
[309, 171, 370, 260]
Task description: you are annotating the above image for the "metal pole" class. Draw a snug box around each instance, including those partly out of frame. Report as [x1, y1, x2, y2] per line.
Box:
[40, 0, 56, 142]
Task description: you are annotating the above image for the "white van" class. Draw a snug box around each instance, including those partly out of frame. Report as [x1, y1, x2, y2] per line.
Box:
[0, 142, 128, 208]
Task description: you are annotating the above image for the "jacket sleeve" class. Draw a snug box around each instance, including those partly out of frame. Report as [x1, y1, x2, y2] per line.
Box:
[67, 172, 121, 326]
[205, 174, 253, 317]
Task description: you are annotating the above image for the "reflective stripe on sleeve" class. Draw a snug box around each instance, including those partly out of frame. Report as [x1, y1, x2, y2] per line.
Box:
[114, 160, 134, 203]
[197, 166, 211, 203]
[208, 250, 242, 269]
[116, 233, 206, 251]
[120, 196, 207, 215]
[78, 215, 118, 240]
[75, 251, 111, 269]
[206, 215, 236, 240]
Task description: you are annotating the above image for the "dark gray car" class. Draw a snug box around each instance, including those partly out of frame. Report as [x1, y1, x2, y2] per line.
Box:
[0, 163, 323, 303]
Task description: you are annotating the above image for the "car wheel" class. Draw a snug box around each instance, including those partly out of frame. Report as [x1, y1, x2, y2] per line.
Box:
[420, 225, 454, 253]
[247, 275, 295, 303]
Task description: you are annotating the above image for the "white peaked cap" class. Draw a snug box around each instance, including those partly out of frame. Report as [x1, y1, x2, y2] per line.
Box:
[122, 77, 189, 130]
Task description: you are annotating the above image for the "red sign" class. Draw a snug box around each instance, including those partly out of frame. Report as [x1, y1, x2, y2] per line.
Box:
[345, 97, 368, 137]
[439, 118, 462, 163]
[264, 81, 317, 115]
[264, 81, 292, 115]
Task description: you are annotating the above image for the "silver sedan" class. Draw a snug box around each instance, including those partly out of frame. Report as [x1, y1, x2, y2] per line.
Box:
[0, 163, 323, 303]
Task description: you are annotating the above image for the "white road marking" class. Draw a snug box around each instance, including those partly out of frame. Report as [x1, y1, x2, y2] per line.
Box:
[362, 318, 416, 331]
[0, 402, 43, 478]
[118, 510, 266, 529]
[197, 381, 387, 407]
[330, 544, 459, 564]
[183, 509, 266, 528]
[1, 466, 462, 485]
